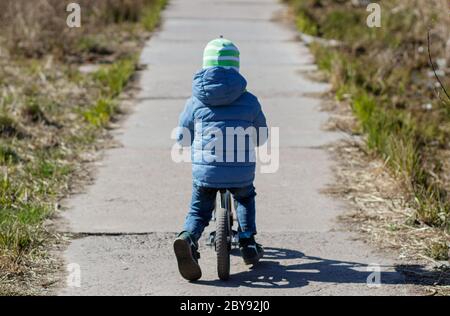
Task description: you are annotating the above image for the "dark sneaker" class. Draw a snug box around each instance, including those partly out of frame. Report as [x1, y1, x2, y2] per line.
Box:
[239, 236, 264, 265]
[173, 231, 202, 281]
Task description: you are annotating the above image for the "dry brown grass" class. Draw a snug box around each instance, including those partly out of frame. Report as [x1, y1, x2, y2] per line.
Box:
[321, 94, 450, 295]
[286, 0, 450, 230]
[0, 0, 167, 295]
[0, 0, 164, 60]
[284, 0, 450, 295]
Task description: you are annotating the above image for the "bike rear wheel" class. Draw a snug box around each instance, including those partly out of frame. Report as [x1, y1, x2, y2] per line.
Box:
[216, 206, 230, 280]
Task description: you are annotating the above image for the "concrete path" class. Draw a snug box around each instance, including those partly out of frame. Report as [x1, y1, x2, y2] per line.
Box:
[58, 0, 416, 295]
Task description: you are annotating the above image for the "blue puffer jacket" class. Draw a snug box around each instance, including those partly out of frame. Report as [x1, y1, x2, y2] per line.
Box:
[176, 67, 267, 188]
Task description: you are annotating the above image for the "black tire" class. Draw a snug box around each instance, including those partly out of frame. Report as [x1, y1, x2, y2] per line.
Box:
[216, 207, 230, 281]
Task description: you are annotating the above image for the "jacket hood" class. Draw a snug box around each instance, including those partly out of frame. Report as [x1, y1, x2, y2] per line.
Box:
[192, 67, 247, 106]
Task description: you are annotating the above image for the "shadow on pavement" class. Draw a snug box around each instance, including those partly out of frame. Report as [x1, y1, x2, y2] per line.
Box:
[196, 247, 450, 289]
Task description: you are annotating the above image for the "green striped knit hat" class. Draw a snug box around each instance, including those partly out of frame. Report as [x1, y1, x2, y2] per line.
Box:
[203, 38, 240, 72]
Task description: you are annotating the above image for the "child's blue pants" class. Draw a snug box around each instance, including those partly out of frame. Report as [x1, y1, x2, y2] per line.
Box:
[183, 183, 256, 241]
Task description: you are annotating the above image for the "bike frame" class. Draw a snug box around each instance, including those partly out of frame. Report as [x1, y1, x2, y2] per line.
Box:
[219, 189, 231, 211]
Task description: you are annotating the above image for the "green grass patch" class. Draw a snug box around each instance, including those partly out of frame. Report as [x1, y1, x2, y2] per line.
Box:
[142, 0, 168, 31]
[29, 159, 72, 181]
[296, 12, 318, 36]
[310, 43, 336, 72]
[84, 56, 138, 127]
[0, 221, 45, 256]
[0, 145, 20, 165]
[426, 242, 449, 261]
[320, 10, 365, 41]
[22, 98, 47, 123]
[76, 36, 113, 56]
[83, 98, 118, 128]
[0, 115, 18, 138]
[0, 173, 49, 256]
[93, 57, 137, 98]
